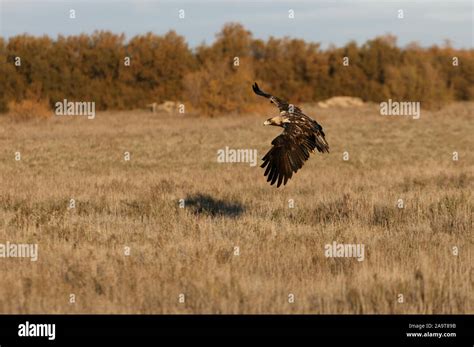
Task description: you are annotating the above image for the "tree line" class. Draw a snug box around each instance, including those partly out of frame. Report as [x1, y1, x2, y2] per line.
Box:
[1, 23, 473, 116]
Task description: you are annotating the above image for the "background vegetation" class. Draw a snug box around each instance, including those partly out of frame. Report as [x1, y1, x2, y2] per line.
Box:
[1, 22, 472, 314]
[1, 23, 473, 115]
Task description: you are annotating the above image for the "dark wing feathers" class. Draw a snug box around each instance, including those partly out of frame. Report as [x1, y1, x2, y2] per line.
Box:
[261, 124, 316, 187]
[252, 82, 302, 113]
[255, 82, 329, 187]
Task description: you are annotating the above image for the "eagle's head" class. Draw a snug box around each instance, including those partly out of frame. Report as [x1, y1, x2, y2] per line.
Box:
[264, 115, 289, 127]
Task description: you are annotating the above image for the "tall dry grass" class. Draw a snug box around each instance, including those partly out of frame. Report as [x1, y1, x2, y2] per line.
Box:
[0, 103, 472, 313]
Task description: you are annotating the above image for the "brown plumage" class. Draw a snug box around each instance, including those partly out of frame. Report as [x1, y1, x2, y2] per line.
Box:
[253, 82, 329, 187]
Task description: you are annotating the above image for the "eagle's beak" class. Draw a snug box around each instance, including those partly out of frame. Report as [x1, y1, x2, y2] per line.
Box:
[263, 120, 271, 126]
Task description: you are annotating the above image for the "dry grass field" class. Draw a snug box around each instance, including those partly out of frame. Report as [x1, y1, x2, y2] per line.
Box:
[0, 102, 472, 314]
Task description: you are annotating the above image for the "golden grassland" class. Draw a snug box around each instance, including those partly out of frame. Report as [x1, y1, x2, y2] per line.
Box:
[0, 102, 472, 313]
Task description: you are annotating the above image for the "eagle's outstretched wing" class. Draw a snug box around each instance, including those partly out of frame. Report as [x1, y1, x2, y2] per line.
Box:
[261, 122, 329, 187]
[252, 82, 302, 114]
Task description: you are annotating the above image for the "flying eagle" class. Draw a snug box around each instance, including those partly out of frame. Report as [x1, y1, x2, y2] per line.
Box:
[253, 82, 329, 187]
